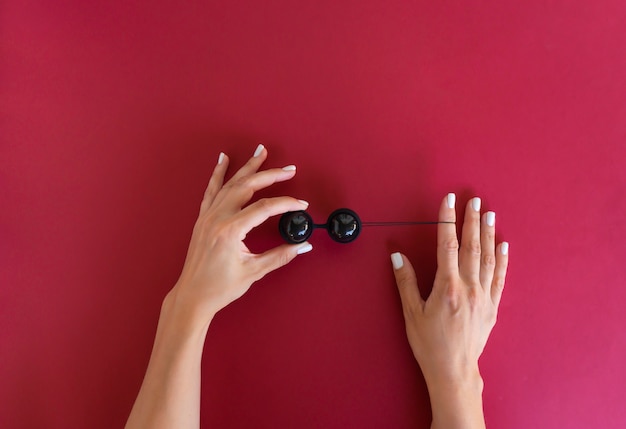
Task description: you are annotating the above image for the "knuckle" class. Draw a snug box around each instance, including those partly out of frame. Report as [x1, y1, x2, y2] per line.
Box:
[481, 253, 497, 268]
[256, 197, 273, 212]
[492, 274, 506, 291]
[396, 270, 412, 287]
[442, 236, 459, 253]
[203, 183, 218, 200]
[235, 176, 251, 188]
[228, 175, 252, 192]
[249, 264, 265, 282]
[444, 284, 461, 313]
[464, 239, 481, 257]
[277, 251, 292, 268]
[225, 176, 254, 199]
[467, 286, 479, 308]
[402, 302, 419, 320]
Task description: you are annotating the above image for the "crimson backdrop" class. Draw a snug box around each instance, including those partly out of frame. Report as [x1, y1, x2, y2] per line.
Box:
[2, 1, 625, 428]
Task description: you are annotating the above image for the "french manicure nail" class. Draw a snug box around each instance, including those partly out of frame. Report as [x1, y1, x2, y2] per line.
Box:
[218, 152, 225, 165]
[486, 211, 496, 227]
[447, 193, 456, 209]
[297, 199, 309, 206]
[297, 242, 313, 255]
[472, 197, 481, 212]
[282, 165, 296, 171]
[391, 252, 404, 270]
[253, 143, 265, 157]
[501, 242, 509, 255]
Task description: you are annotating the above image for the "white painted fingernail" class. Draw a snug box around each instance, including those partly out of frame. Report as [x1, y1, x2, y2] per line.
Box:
[391, 252, 404, 270]
[486, 211, 496, 227]
[218, 152, 225, 165]
[501, 242, 509, 255]
[296, 242, 313, 255]
[282, 165, 296, 171]
[447, 193, 456, 209]
[297, 199, 309, 207]
[472, 197, 481, 212]
[253, 143, 265, 157]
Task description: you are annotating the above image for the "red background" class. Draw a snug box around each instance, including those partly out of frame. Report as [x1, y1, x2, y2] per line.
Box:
[2, 1, 625, 428]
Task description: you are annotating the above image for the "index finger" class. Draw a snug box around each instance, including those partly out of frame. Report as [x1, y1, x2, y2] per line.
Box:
[235, 196, 310, 238]
[221, 166, 299, 209]
[436, 193, 459, 279]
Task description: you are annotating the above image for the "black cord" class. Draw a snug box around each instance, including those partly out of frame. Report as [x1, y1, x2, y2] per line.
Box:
[363, 221, 455, 226]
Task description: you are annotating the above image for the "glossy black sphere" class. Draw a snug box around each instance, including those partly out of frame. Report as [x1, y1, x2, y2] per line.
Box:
[279, 211, 314, 244]
[327, 208, 361, 243]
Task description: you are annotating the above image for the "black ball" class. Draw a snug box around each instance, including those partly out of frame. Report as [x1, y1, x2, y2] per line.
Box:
[327, 208, 361, 243]
[279, 211, 314, 244]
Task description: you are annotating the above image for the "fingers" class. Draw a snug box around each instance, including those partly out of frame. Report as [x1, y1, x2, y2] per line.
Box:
[207, 145, 298, 211]
[436, 193, 459, 281]
[201, 152, 229, 211]
[228, 143, 267, 183]
[491, 242, 510, 307]
[459, 197, 482, 284]
[391, 252, 425, 315]
[200, 144, 265, 213]
[236, 197, 309, 237]
[479, 211, 496, 289]
[241, 167, 299, 195]
[253, 241, 313, 280]
[222, 166, 299, 209]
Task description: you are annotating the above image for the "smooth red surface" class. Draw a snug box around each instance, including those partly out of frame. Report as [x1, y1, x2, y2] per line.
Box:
[2, 1, 625, 428]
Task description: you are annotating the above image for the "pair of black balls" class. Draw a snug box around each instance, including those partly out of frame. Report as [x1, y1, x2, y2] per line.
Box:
[279, 208, 362, 244]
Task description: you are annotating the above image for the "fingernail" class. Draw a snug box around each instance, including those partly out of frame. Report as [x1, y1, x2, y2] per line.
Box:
[472, 197, 481, 212]
[253, 143, 265, 157]
[282, 165, 296, 171]
[501, 242, 509, 255]
[391, 252, 404, 270]
[447, 193, 456, 209]
[486, 211, 496, 227]
[297, 199, 309, 207]
[296, 242, 313, 255]
[218, 152, 225, 165]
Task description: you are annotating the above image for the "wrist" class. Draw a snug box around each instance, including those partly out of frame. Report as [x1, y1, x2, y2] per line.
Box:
[424, 366, 485, 429]
[423, 364, 484, 395]
[161, 287, 216, 339]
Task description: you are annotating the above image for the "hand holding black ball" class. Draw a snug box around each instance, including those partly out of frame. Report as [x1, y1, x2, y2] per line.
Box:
[279, 208, 361, 244]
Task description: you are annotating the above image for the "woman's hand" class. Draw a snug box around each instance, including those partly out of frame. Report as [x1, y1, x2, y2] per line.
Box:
[170, 144, 312, 327]
[126, 145, 312, 429]
[391, 194, 509, 429]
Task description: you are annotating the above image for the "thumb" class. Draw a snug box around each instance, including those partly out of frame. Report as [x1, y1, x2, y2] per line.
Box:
[254, 242, 313, 278]
[391, 252, 424, 313]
